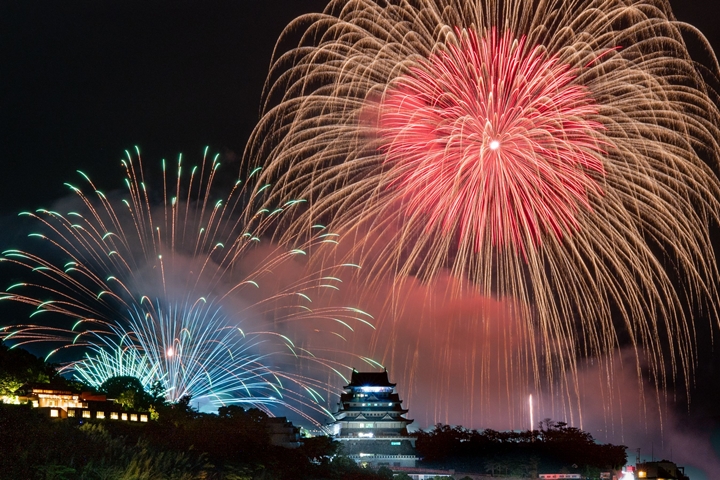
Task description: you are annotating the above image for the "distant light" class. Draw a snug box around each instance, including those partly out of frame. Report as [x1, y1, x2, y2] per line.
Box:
[621, 470, 635, 480]
[166, 347, 174, 357]
[489, 140, 500, 150]
[529, 394, 534, 433]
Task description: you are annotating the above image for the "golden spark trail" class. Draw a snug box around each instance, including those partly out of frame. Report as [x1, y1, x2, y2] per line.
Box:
[247, 0, 720, 421]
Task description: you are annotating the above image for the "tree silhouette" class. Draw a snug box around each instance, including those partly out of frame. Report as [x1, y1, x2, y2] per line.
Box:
[99, 376, 149, 410]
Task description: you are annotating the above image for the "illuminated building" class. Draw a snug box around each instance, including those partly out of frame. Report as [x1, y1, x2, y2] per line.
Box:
[12, 384, 149, 423]
[538, 475, 581, 479]
[636, 460, 689, 480]
[329, 370, 418, 468]
[15, 385, 85, 411]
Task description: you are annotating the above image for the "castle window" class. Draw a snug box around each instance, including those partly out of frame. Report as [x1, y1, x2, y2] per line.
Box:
[67, 409, 75, 417]
[121, 413, 128, 420]
[130, 414, 138, 421]
[82, 410, 91, 418]
[50, 409, 59, 417]
[96, 411, 105, 419]
[110, 412, 119, 420]
[140, 414, 148, 422]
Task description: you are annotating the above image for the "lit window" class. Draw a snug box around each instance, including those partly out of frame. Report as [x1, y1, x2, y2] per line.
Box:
[121, 413, 128, 421]
[130, 414, 138, 422]
[110, 412, 119, 420]
[96, 411, 105, 419]
[82, 410, 91, 418]
[67, 409, 75, 417]
[140, 414, 148, 422]
[50, 409, 59, 417]
[359, 387, 388, 393]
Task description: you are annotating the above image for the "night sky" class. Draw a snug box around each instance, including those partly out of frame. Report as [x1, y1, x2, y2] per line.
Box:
[2, 0, 720, 476]
[1, 0, 719, 213]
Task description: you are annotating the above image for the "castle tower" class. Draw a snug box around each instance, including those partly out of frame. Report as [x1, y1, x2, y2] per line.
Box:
[330, 370, 417, 468]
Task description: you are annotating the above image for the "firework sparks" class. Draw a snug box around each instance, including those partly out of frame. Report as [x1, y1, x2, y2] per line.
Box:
[0, 148, 375, 419]
[247, 0, 720, 405]
[378, 28, 606, 253]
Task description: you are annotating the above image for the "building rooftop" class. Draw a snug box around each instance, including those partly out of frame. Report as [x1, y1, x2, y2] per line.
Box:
[345, 370, 395, 388]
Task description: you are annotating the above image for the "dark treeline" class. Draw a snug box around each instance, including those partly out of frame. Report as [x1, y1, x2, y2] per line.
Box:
[416, 421, 627, 477]
[0, 342, 83, 395]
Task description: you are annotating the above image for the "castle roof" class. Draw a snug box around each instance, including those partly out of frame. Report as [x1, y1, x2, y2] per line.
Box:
[345, 370, 395, 388]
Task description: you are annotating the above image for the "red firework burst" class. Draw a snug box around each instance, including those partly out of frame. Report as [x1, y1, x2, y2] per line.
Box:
[378, 28, 606, 254]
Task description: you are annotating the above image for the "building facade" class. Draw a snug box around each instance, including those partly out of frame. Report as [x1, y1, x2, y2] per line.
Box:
[330, 370, 418, 468]
[13, 384, 149, 423]
[266, 416, 301, 448]
[636, 460, 689, 480]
